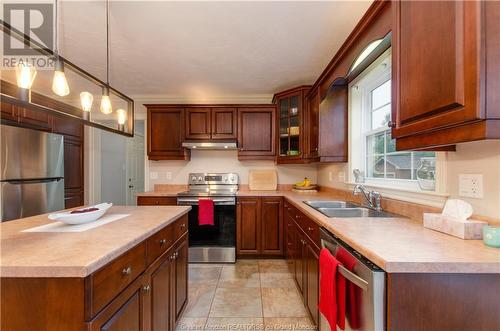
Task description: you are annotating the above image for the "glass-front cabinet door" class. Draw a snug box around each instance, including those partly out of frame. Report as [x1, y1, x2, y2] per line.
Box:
[278, 94, 301, 158]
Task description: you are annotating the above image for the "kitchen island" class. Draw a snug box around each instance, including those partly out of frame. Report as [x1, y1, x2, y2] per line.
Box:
[0, 205, 190, 331]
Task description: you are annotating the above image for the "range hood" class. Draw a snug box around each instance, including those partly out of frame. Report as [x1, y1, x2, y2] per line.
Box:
[182, 141, 238, 150]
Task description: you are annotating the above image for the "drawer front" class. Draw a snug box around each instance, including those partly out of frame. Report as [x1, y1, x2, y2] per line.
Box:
[89, 242, 147, 317]
[174, 215, 188, 239]
[137, 196, 177, 205]
[147, 223, 174, 265]
[295, 211, 320, 248]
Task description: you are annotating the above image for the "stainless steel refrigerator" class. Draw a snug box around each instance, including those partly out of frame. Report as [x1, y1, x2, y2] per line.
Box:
[1, 125, 65, 222]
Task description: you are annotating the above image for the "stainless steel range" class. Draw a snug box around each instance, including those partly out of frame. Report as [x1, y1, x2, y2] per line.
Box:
[177, 173, 238, 263]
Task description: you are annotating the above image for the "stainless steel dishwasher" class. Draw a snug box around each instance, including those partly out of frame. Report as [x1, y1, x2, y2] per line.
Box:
[320, 227, 386, 331]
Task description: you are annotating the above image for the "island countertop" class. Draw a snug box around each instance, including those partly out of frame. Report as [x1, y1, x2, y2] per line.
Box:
[0, 206, 191, 278]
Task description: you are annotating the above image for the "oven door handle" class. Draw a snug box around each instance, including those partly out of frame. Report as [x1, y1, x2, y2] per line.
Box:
[321, 239, 369, 291]
[177, 198, 236, 205]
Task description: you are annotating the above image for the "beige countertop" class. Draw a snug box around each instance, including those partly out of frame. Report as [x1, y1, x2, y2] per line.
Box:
[138, 189, 500, 273]
[0, 206, 191, 278]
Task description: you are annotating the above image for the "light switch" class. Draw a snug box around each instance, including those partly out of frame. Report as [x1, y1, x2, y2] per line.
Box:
[459, 174, 483, 199]
[150, 171, 158, 180]
[329, 171, 333, 181]
[166, 172, 172, 180]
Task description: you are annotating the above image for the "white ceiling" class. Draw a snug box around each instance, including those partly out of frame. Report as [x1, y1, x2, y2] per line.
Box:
[58, 1, 372, 100]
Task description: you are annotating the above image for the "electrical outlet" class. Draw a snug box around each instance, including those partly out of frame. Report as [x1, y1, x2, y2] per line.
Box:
[338, 172, 346, 182]
[166, 172, 172, 180]
[329, 171, 333, 181]
[150, 171, 158, 180]
[459, 174, 483, 199]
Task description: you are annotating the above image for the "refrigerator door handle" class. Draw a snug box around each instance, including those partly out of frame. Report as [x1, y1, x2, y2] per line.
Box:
[2, 177, 64, 185]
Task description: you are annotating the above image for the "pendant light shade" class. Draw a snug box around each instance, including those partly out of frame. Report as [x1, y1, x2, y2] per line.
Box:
[15, 62, 37, 89]
[100, 87, 112, 115]
[51, 0, 70, 97]
[52, 59, 70, 96]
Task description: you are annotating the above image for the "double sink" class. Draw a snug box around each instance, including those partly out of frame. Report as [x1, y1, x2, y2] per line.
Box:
[304, 200, 398, 218]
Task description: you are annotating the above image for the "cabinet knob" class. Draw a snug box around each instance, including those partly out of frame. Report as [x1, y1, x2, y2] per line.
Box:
[388, 121, 396, 128]
[180, 223, 186, 228]
[159, 238, 167, 246]
[122, 266, 132, 276]
[307, 227, 314, 232]
[155, 201, 159, 205]
[143, 284, 151, 292]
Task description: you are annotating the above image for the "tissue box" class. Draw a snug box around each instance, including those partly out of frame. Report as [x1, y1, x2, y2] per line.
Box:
[423, 213, 488, 239]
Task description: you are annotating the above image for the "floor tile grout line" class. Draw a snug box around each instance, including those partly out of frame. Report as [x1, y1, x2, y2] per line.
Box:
[206, 264, 223, 321]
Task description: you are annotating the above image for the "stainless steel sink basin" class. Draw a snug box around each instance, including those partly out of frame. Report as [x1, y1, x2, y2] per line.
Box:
[304, 200, 359, 209]
[317, 207, 397, 218]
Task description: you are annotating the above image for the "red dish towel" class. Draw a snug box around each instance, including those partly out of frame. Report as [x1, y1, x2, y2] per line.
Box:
[198, 199, 214, 226]
[336, 247, 361, 330]
[319, 248, 342, 330]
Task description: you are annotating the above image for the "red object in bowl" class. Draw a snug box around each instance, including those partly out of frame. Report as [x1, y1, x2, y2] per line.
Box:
[70, 207, 99, 214]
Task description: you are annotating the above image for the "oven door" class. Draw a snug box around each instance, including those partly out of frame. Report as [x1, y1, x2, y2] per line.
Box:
[178, 197, 236, 263]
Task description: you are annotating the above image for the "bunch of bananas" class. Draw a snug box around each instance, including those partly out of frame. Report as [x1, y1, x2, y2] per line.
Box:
[295, 177, 311, 188]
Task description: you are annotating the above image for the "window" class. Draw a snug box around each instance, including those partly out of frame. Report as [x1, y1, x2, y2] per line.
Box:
[351, 49, 437, 191]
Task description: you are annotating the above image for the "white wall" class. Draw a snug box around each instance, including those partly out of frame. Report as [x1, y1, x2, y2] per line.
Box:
[317, 140, 500, 220]
[148, 150, 317, 188]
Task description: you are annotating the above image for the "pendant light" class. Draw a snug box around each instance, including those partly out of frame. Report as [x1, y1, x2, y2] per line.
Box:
[116, 108, 126, 131]
[100, 0, 112, 115]
[80, 91, 93, 120]
[15, 62, 37, 102]
[51, 0, 70, 97]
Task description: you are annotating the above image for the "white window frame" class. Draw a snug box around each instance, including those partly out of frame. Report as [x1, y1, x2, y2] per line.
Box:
[347, 49, 449, 205]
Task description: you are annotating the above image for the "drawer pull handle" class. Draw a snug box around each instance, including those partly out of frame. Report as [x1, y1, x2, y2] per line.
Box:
[122, 266, 132, 275]
[307, 227, 314, 231]
[143, 284, 151, 292]
[180, 223, 186, 228]
[155, 201, 159, 205]
[159, 238, 167, 246]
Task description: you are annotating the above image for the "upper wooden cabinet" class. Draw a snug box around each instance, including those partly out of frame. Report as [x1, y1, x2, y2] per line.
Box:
[146, 106, 190, 161]
[305, 89, 320, 160]
[184, 107, 238, 140]
[392, 0, 500, 150]
[237, 106, 276, 160]
[273, 86, 314, 164]
[318, 81, 348, 162]
[185, 108, 211, 140]
[211, 107, 237, 140]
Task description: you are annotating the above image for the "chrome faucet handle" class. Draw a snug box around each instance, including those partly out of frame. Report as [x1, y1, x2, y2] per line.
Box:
[369, 191, 382, 211]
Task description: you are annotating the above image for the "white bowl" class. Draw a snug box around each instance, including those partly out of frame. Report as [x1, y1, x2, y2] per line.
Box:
[48, 203, 113, 225]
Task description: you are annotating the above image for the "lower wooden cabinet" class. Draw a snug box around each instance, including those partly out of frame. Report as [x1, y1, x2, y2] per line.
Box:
[173, 236, 188, 321]
[284, 200, 320, 327]
[236, 197, 283, 257]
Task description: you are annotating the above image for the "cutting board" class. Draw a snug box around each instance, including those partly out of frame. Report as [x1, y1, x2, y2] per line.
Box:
[248, 169, 278, 191]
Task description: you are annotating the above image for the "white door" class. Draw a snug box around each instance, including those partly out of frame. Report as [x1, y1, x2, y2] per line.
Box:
[126, 131, 144, 205]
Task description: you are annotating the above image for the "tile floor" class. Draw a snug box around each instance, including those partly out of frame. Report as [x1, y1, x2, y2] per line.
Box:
[178, 259, 316, 331]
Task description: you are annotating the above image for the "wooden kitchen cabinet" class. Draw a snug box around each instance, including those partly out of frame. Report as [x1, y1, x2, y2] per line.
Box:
[18, 107, 52, 131]
[212, 107, 237, 140]
[318, 81, 348, 162]
[392, 0, 500, 150]
[273, 85, 317, 164]
[236, 197, 261, 255]
[236, 197, 283, 257]
[185, 108, 211, 140]
[89, 275, 147, 331]
[261, 197, 284, 256]
[172, 235, 188, 321]
[146, 106, 190, 161]
[305, 89, 320, 160]
[284, 201, 320, 327]
[0, 102, 18, 123]
[237, 107, 276, 160]
[147, 251, 173, 331]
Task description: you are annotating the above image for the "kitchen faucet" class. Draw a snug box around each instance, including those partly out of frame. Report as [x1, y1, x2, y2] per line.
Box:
[353, 184, 382, 211]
